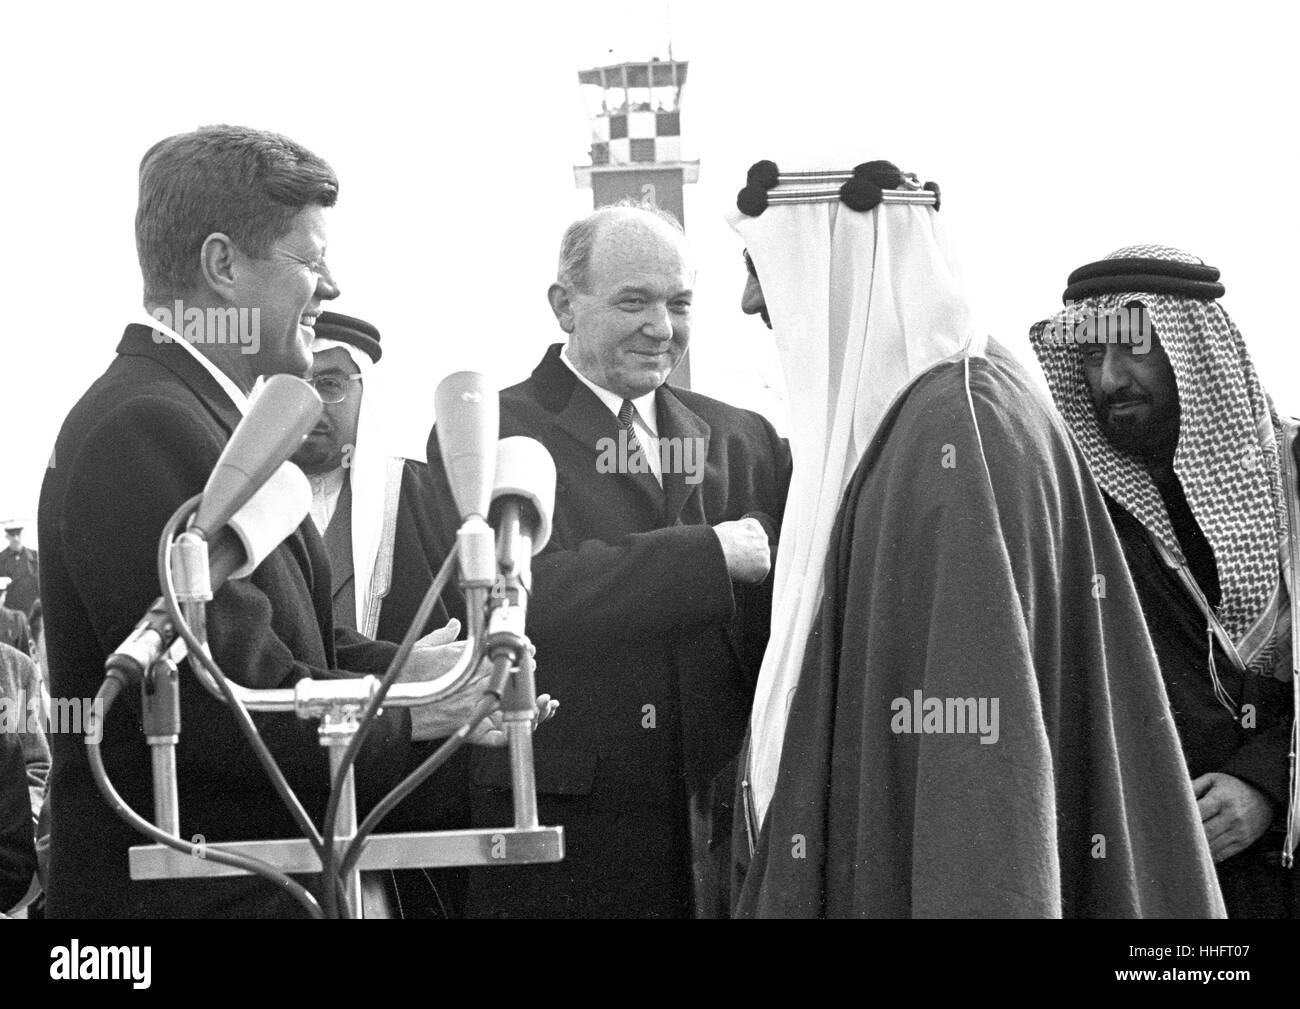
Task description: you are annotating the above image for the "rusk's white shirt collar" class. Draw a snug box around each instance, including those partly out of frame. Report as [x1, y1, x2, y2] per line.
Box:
[560, 344, 658, 435]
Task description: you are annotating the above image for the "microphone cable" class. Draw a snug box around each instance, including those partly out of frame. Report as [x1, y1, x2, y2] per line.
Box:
[155, 494, 344, 915]
[88, 608, 325, 917]
[319, 541, 481, 914]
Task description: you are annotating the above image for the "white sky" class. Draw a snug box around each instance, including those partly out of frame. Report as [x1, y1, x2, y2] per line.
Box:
[4, 0, 1298, 545]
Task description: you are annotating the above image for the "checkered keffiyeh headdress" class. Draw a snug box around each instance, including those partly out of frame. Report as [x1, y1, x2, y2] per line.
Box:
[1030, 244, 1290, 679]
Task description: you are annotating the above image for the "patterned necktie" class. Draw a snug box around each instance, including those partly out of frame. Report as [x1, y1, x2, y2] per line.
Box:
[618, 398, 646, 463]
[619, 398, 663, 490]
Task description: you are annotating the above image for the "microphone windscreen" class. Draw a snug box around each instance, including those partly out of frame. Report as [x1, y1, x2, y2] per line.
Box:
[194, 375, 322, 539]
[435, 371, 498, 520]
[218, 461, 312, 581]
[490, 436, 556, 554]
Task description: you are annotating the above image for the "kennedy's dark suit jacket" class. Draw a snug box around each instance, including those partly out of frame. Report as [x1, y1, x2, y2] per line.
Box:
[38, 325, 411, 918]
[425, 344, 791, 918]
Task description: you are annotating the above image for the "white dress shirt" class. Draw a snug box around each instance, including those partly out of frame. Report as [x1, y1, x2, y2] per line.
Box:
[307, 468, 347, 534]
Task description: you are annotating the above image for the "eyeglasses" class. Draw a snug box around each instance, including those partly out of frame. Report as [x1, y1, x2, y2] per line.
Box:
[742, 249, 757, 279]
[309, 373, 363, 404]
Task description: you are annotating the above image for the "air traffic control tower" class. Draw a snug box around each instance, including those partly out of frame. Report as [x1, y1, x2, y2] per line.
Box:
[574, 56, 698, 384]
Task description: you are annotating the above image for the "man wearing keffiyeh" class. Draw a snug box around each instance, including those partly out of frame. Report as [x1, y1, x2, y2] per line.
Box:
[1032, 246, 1299, 917]
[729, 162, 1224, 918]
[291, 311, 452, 644]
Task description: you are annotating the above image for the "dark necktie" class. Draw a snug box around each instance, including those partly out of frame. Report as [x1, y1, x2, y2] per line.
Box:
[618, 398, 646, 463]
[619, 398, 664, 491]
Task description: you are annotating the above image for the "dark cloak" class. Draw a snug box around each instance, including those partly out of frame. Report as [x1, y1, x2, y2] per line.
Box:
[735, 343, 1225, 918]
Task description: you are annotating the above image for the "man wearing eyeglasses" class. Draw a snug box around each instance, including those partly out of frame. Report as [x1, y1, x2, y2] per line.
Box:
[294, 312, 374, 629]
[293, 312, 452, 646]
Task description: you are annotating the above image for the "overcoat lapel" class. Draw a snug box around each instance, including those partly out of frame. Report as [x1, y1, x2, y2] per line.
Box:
[113, 323, 320, 596]
[537, 347, 665, 514]
[115, 324, 244, 435]
[656, 387, 711, 525]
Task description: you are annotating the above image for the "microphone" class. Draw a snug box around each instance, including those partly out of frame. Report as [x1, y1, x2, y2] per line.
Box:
[192, 374, 322, 540]
[434, 372, 498, 522]
[210, 461, 313, 582]
[484, 438, 556, 680]
[435, 372, 499, 589]
[490, 436, 556, 574]
[108, 461, 312, 681]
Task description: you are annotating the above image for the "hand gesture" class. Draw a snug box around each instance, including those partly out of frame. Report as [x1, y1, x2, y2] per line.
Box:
[1192, 772, 1274, 862]
[712, 517, 772, 584]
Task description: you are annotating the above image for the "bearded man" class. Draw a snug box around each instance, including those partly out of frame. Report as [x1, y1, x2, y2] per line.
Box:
[1031, 245, 1298, 917]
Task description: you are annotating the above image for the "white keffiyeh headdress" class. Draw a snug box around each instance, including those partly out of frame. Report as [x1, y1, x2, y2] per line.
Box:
[730, 159, 984, 827]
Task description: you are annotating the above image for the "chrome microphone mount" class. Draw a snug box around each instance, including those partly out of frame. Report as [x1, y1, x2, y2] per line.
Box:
[89, 373, 564, 919]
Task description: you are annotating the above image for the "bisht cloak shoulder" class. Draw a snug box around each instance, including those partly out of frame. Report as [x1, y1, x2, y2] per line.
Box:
[736, 343, 1225, 918]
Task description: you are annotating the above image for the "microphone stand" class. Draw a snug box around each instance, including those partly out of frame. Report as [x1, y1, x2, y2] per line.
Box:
[487, 500, 541, 830]
[95, 495, 563, 918]
[141, 650, 181, 839]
